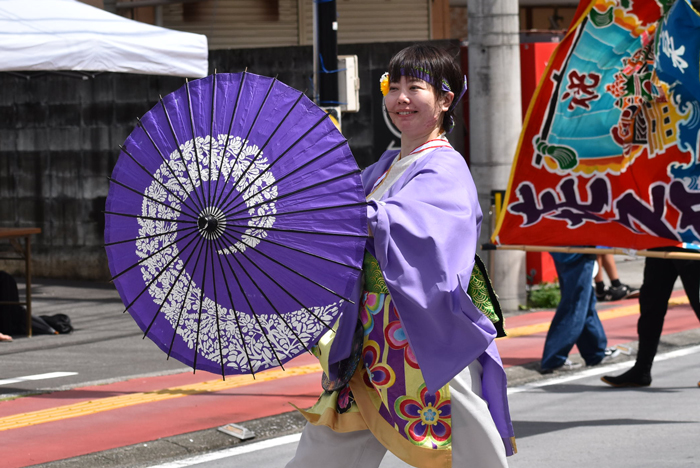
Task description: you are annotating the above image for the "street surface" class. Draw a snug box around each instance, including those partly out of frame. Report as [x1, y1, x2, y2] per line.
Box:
[0, 256, 651, 396]
[1, 279, 189, 396]
[2, 256, 699, 468]
[146, 346, 700, 468]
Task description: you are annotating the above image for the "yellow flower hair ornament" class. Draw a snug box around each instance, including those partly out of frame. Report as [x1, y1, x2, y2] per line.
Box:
[379, 72, 390, 96]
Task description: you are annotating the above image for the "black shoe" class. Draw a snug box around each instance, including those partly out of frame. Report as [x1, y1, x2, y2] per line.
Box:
[595, 286, 610, 302]
[621, 283, 640, 299]
[601, 367, 651, 387]
[600, 284, 638, 302]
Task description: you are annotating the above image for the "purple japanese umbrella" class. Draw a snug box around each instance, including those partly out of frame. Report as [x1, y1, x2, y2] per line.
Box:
[105, 72, 367, 377]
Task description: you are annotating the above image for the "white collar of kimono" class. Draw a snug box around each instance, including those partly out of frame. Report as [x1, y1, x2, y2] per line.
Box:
[368, 135, 452, 201]
[401, 133, 450, 160]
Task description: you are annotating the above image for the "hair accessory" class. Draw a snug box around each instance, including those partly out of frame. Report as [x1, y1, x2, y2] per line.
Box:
[379, 72, 390, 96]
[449, 75, 468, 111]
[398, 67, 452, 93]
[446, 115, 456, 134]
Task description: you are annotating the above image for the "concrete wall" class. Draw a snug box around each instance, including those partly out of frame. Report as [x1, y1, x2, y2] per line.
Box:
[0, 40, 461, 281]
[0, 73, 184, 280]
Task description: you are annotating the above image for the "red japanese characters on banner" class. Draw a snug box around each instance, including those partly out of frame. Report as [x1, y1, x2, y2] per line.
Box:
[492, 0, 700, 251]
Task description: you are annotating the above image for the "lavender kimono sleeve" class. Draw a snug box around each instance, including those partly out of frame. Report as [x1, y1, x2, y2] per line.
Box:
[366, 149, 497, 393]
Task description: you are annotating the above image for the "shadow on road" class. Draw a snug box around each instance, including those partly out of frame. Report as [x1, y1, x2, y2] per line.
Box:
[513, 418, 696, 438]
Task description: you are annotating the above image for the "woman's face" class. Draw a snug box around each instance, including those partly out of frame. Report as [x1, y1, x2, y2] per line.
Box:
[384, 76, 452, 139]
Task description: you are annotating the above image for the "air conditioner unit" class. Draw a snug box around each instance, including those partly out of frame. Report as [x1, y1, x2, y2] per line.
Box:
[338, 55, 360, 113]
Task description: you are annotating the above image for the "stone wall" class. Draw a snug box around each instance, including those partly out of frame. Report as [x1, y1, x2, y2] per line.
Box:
[0, 40, 460, 280]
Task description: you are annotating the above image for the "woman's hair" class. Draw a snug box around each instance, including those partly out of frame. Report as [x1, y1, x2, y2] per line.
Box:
[387, 44, 464, 133]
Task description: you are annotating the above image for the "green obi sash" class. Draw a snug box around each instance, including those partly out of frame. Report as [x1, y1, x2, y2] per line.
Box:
[363, 252, 505, 337]
[363, 251, 389, 293]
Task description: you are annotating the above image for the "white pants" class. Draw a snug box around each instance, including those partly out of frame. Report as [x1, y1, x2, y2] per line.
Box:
[286, 361, 509, 468]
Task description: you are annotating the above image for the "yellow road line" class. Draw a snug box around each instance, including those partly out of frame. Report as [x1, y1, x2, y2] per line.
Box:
[0, 363, 322, 432]
[1, 296, 691, 432]
[499, 296, 689, 339]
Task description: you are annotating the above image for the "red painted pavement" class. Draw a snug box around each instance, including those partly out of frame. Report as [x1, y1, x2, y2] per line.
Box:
[1, 293, 698, 467]
[497, 290, 697, 368]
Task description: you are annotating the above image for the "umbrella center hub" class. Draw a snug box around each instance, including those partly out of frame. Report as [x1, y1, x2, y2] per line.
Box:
[198, 215, 218, 232]
[197, 207, 227, 240]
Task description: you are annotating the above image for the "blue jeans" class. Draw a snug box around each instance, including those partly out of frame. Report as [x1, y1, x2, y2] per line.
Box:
[541, 253, 607, 370]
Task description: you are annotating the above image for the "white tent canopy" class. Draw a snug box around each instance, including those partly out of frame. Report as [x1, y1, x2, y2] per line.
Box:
[0, 0, 208, 78]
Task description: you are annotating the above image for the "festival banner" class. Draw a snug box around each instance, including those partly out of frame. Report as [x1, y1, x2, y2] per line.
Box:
[492, 0, 700, 251]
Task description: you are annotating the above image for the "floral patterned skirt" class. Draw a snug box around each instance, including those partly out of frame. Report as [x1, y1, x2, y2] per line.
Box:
[297, 254, 453, 468]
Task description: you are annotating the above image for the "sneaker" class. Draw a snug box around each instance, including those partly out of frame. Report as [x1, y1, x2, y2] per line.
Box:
[587, 347, 621, 367]
[604, 347, 621, 360]
[595, 286, 610, 301]
[623, 284, 640, 299]
[600, 284, 639, 302]
[540, 359, 583, 374]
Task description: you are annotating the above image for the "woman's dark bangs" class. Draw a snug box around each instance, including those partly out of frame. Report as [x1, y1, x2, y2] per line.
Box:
[388, 48, 433, 84]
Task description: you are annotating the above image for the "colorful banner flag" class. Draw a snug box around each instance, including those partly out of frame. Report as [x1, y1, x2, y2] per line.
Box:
[492, 0, 700, 251]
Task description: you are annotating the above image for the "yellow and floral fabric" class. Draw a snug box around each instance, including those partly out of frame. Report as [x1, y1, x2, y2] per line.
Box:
[298, 252, 501, 468]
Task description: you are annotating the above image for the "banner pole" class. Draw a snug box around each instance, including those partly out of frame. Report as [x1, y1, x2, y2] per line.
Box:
[482, 244, 700, 261]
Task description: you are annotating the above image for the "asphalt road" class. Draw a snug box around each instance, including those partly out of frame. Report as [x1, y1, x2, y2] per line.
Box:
[1, 279, 190, 398]
[143, 346, 700, 468]
[2, 255, 649, 398]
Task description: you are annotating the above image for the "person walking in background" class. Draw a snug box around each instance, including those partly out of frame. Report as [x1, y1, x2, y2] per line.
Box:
[594, 254, 639, 302]
[541, 253, 619, 373]
[602, 249, 700, 387]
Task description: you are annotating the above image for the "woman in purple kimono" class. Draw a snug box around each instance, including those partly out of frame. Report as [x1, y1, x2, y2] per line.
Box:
[287, 44, 515, 468]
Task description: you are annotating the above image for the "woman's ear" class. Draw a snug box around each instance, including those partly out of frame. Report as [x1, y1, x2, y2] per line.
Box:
[440, 91, 454, 112]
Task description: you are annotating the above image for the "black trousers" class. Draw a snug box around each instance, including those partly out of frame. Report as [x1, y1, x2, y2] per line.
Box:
[637, 254, 700, 370]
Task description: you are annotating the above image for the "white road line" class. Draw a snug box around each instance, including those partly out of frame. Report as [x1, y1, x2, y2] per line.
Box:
[508, 344, 700, 395]
[0, 372, 78, 386]
[147, 344, 700, 468]
[147, 433, 302, 468]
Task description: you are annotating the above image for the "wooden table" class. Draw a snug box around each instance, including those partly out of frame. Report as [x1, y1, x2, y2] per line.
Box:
[0, 227, 41, 337]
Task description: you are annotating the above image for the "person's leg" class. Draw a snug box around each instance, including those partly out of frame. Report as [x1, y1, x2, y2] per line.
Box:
[635, 257, 678, 369]
[602, 257, 676, 387]
[541, 254, 594, 370]
[285, 424, 386, 468]
[575, 286, 607, 365]
[676, 258, 700, 322]
[594, 255, 605, 283]
[679, 261, 700, 388]
[594, 255, 607, 298]
[600, 253, 619, 282]
[450, 361, 509, 468]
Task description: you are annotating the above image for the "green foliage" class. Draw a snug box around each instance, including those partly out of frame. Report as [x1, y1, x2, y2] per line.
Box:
[527, 282, 561, 309]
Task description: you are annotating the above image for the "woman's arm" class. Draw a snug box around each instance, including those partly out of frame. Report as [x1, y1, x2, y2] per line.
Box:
[367, 149, 495, 393]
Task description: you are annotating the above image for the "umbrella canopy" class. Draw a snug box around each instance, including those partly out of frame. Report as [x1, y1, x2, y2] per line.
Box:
[493, 0, 700, 250]
[0, 0, 208, 78]
[105, 72, 367, 376]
